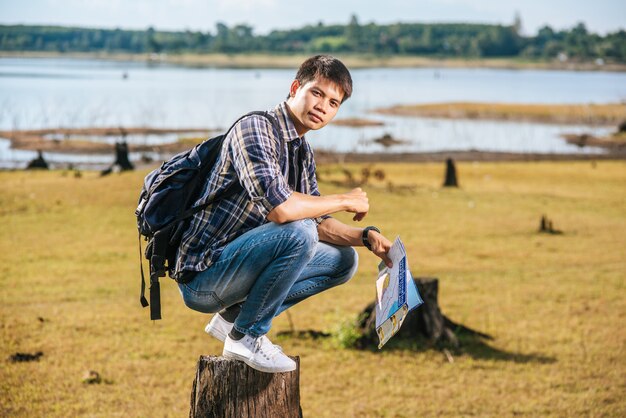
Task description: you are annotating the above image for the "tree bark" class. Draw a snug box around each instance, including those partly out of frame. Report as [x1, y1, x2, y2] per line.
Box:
[189, 356, 302, 418]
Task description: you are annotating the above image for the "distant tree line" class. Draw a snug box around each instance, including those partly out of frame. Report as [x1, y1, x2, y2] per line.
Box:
[1, 16, 624, 62]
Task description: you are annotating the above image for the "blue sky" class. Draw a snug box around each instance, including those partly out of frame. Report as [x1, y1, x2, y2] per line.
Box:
[1, 0, 624, 35]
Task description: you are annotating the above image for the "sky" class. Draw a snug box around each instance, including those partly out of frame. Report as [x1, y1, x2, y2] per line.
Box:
[0, 0, 624, 36]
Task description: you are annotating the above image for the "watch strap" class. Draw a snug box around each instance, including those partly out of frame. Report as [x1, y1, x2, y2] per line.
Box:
[362, 226, 380, 251]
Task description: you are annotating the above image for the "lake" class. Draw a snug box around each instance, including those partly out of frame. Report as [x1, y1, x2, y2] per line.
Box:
[1, 57, 625, 168]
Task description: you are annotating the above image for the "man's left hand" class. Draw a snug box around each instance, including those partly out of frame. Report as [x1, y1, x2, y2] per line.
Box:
[368, 230, 393, 268]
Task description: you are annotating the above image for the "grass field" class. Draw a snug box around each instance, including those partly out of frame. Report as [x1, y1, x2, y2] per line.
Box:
[1, 161, 625, 417]
[375, 102, 626, 126]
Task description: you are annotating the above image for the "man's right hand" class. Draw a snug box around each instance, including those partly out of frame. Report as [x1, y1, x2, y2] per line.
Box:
[343, 188, 369, 221]
[267, 189, 369, 224]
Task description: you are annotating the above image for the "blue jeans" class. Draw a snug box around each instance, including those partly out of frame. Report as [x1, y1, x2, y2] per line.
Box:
[178, 219, 359, 337]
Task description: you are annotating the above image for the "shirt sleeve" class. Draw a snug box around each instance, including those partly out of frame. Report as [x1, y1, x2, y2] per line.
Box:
[229, 115, 292, 218]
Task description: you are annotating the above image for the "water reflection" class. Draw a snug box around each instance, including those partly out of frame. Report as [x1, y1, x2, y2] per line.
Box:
[0, 57, 624, 166]
[312, 116, 610, 154]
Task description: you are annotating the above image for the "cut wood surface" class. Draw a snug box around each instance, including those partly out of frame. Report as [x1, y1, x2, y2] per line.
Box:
[189, 356, 302, 418]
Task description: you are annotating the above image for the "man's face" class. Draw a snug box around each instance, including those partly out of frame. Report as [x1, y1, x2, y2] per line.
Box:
[286, 76, 344, 136]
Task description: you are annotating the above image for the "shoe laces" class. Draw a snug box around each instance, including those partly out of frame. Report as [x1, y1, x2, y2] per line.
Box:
[254, 336, 281, 360]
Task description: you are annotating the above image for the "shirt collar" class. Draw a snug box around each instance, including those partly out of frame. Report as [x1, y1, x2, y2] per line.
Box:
[273, 101, 303, 143]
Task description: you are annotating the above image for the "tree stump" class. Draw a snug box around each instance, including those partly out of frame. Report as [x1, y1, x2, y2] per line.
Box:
[355, 278, 491, 349]
[189, 356, 302, 418]
[101, 141, 134, 176]
[443, 158, 458, 187]
[26, 150, 49, 170]
[114, 141, 134, 171]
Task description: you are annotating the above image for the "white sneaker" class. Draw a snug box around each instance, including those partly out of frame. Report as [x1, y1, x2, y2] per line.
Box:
[223, 334, 296, 373]
[204, 314, 233, 342]
[205, 314, 283, 350]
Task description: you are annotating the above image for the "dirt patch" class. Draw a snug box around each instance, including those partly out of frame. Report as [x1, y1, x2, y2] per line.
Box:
[9, 351, 43, 363]
[371, 133, 409, 147]
[562, 132, 626, 150]
[332, 118, 385, 127]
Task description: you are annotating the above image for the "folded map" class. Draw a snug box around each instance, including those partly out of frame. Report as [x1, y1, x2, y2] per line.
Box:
[375, 237, 423, 349]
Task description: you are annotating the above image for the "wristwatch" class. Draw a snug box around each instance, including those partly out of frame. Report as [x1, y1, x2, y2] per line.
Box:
[362, 226, 381, 251]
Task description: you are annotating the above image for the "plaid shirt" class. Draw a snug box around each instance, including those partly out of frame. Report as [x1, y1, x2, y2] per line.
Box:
[174, 101, 327, 278]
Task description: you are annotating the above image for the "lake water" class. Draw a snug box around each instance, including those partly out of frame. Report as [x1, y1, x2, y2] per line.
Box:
[1, 57, 625, 168]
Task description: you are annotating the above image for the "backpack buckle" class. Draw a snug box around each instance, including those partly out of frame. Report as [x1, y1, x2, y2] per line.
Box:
[150, 255, 167, 280]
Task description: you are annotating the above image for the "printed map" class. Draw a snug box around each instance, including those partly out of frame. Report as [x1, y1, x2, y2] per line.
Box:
[375, 237, 423, 348]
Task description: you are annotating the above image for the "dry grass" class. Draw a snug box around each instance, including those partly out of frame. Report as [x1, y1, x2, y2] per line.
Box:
[376, 102, 626, 125]
[1, 161, 625, 417]
[331, 118, 386, 127]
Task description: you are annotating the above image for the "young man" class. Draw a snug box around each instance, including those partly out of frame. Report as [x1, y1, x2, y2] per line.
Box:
[175, 55, 393, 373]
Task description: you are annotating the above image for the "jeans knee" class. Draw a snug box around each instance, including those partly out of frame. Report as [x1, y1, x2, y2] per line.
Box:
[178, 283, 223, 314]
[282, 218, 318, 252]
[336, 246, 359, 285]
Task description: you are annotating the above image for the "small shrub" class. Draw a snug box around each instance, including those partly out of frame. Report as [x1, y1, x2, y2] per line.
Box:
[332, 317, 362, 349]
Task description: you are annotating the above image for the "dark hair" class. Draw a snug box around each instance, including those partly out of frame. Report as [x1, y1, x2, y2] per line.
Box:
[289, 55, 353, 103]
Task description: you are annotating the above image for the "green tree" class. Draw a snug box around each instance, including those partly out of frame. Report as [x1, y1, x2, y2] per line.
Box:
[345, 14, 361, 51]
[146, 26, 162, 53]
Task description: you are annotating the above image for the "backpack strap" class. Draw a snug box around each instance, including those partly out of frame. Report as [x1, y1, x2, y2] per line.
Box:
[148, 226, 170, 320]
[171, 111, 284, 222]
[138, 232, 149, 308]
[224, 110, 285, 163]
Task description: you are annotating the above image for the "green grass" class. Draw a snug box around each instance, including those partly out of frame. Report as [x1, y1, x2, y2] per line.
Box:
[1, 161, 625, 417]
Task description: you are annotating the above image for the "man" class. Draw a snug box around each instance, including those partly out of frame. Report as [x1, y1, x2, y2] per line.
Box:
[175, 55, 393, 373]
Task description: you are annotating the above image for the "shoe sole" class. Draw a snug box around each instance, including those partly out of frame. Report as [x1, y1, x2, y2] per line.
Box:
[222, 350, 296, 374]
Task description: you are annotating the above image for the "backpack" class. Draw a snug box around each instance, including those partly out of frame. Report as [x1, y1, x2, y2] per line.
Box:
[135, 111, 283, 320]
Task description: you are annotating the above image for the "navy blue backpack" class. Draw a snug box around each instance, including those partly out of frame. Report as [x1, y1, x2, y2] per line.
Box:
[135, 111, 283, 320]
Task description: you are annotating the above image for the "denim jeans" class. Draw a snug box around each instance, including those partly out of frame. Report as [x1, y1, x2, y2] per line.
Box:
[178, 219, 359, 337]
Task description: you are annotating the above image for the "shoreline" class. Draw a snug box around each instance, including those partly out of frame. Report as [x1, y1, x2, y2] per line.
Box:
[2, 150, 622, 172]
[2, 123, 625, 168]
[313, 149, 625, 164]
[2, 51, 625, 72]
[374, 102, 626, 126]
[0, 126, 213, 154]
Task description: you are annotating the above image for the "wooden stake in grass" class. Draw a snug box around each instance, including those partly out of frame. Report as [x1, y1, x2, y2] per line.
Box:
[443, 158, 459, 187]
[539, 215, 563, 235]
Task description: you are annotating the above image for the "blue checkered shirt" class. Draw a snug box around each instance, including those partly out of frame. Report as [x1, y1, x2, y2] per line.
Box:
[174, 102, 327, 278]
